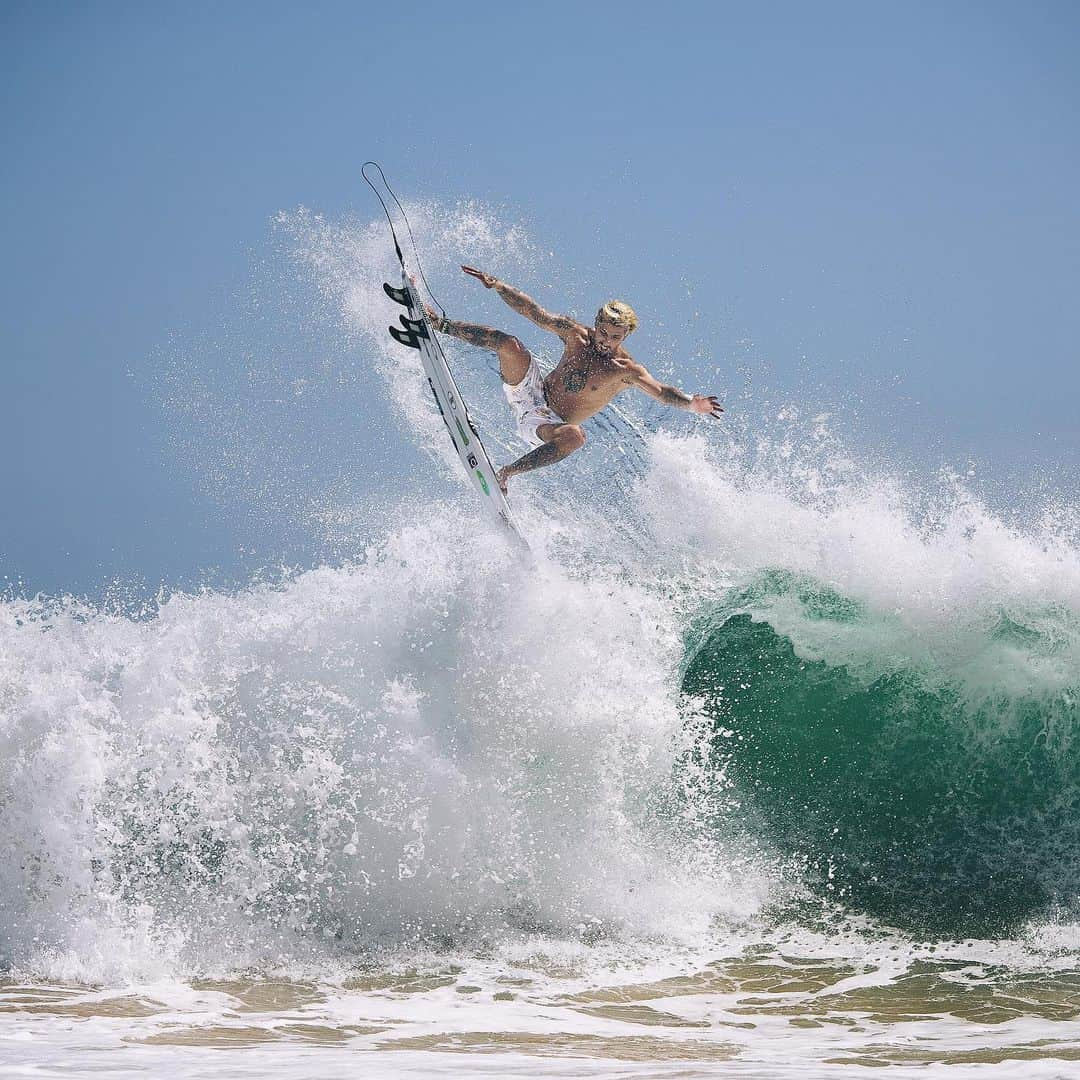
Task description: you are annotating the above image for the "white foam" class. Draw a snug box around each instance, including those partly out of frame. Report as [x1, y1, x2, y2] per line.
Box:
[0, 514, 763, 982]
[5, 198, 1078, 989]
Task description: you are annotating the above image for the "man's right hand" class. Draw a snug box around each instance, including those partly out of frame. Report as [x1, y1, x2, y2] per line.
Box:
[462, 265, 497, 289]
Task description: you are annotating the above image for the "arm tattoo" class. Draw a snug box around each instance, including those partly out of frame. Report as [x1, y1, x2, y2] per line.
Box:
[493, 281, 541, 320]
[494, 281, 571, 332]
[658, 385, 694, 408]
[440, 317, 508, 351]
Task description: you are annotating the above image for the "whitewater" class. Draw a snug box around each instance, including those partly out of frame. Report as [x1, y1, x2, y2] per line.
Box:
[2, 202, 1079, 1077]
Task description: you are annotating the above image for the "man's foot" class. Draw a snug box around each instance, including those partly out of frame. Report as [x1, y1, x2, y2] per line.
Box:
[496, 466, 510, 495]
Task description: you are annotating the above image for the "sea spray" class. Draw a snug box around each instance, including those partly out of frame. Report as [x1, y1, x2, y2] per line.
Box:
[0, 516, 754, 982]
[656, 432, 1080, 935]
[7, 200, 1079, 987]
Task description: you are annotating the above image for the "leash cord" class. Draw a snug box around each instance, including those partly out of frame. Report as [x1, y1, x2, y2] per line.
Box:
[361, 161, 447, 322]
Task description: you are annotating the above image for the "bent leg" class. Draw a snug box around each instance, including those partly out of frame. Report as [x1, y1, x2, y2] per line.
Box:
[439, 318, 531, 385]
[496, 423, 586, 493]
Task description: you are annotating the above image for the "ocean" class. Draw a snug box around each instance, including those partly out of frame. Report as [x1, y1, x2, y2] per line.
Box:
[2, 204, 1078, 1077]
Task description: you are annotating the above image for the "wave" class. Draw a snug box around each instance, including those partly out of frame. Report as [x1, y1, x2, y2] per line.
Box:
[0, 516, 761, 981]
[682, 571, 1080, 936]
[4, 200, 1078, 980]
[663, 424, 1080, 938]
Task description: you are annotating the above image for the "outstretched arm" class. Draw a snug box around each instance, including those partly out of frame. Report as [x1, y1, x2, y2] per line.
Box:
[615, 358, 723, 418]
[461, 266, 580, 341]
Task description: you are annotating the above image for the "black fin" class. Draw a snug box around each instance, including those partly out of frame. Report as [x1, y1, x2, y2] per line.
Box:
[399, 314, 429, 336]
[383, 282, 411, 307]
[389, 325, 422, 349]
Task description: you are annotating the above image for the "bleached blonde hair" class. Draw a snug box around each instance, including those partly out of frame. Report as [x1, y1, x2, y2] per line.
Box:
[596, 300, 638, 334]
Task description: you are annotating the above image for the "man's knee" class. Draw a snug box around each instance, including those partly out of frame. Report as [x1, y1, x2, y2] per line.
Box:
[497, 334, 528, 360]
[557, 424, 586, 451]
[498, 335, 532, 385]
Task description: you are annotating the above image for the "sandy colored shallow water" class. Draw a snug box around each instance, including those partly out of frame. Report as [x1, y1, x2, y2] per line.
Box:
[4, 942, 1080, 1078]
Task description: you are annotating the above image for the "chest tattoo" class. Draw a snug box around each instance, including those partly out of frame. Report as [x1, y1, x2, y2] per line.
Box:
[563, 368, 588, 394]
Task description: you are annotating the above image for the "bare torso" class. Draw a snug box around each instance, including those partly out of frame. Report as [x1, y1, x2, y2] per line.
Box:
[542, 326, 632, 423]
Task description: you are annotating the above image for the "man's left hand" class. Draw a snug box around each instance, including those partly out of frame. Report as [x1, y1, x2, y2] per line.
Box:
[691, 395, 724, 418]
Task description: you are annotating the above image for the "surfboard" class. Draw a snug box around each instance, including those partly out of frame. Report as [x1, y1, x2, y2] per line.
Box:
[383, 272, 527, 548]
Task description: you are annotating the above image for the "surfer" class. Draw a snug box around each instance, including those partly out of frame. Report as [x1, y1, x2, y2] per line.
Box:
[424, 267, 723, 492]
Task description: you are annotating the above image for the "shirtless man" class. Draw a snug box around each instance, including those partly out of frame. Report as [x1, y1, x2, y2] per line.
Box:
[426, 265, 723, 493]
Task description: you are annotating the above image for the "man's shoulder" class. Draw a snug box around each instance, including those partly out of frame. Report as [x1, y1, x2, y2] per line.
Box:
[612, 351, 645, 374]
[560, 325, 590, 350]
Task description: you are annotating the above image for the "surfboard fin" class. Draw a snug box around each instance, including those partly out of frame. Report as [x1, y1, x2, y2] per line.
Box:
[388, 326, 420, 349]
[388, 315, 430, 349]
[383, 282, 411, 307]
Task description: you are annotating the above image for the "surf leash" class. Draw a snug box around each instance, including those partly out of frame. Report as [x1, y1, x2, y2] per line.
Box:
[361, 161, 446, 324]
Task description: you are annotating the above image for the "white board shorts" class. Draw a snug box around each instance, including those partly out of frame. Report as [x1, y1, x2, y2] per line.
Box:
[502, 357, 564, 448]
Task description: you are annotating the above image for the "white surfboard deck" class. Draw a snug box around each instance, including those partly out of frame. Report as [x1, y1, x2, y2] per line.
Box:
[386, 271, 528, 550]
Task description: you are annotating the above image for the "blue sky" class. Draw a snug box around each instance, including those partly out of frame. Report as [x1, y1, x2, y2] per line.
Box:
[2, 1, 1078, 597]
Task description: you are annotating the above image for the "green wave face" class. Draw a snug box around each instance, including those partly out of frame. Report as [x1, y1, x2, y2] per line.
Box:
[681, 571, 1080, 938]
